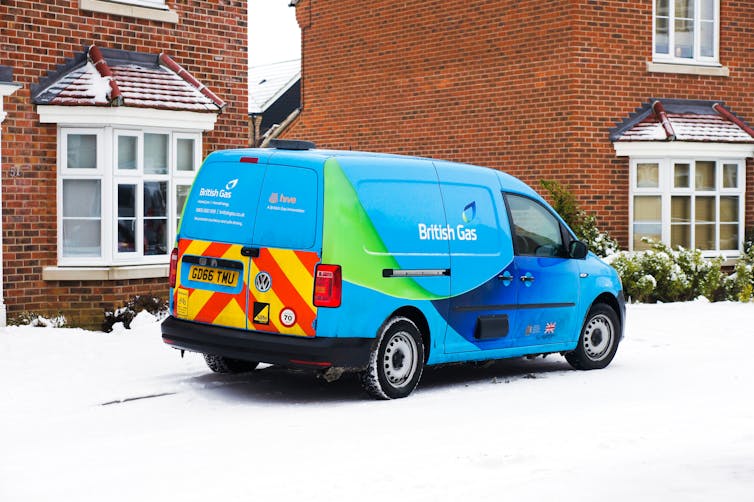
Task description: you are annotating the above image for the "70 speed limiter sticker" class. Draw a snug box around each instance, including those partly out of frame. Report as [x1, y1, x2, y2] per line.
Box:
[280, 308, 297, 327]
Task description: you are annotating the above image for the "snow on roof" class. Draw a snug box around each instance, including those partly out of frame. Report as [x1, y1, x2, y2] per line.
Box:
[248, 59, 300, 114]
[32, 46, 224, 113]
[611, 99, 754, 143]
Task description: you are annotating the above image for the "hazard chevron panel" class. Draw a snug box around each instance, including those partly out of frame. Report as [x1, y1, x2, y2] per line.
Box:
[173, 238, 320, 337]
[173, 239, 249, 329]
[248, 248, 319, 337]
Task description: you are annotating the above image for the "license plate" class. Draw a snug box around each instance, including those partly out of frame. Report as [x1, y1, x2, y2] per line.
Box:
[189, 265, 239, 287]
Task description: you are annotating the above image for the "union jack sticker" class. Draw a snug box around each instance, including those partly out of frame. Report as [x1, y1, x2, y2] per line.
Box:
[544, 322, 556, 334]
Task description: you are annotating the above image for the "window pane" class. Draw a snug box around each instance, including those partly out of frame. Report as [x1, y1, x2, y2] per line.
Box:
[700, 21, 714, 58]
[144, 133, 168, 174]
[720, 196, 738, 222]
[655, 17, 669, 54]
[63, 180, 101, 217]
[118, 184, 136, 218]
[637, 163, 660, 188]
[695, 196, 715, 223]
[723, 164, 738, 188]
[118, 219, 136, 253]
[674, 0, 693, 18]
[700, 0, 714, 20]
[176, 184, 190, 229]
[656, 0, 669, 17]
[67, 134, 97, 169]
[695, 161, 716, 190]
[671, 225, 691, 248]
[144, 181, 167, 217]
[671, 196, 690, 222]
[674, 19, 694, 58]
[634, 224, 661, 250]
[720, 224, 738, 250]
[673, 163, 690, 188]
[144, 219, 167, 256]
[507, 195, 564, 257]
[634, 196, 661, 221]
[177, 138, 195, 171]
[63, 220, 101, 257]
[695, 224, 715, 250]
[118, 136, 137, 170]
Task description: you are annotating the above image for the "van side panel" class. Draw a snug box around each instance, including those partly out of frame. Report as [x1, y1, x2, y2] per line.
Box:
[317, 157, 450, 343]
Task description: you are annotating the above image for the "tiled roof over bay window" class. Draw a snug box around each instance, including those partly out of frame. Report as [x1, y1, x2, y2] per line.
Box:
[610, 99, 754, 143]
[32, 46, 225, 113]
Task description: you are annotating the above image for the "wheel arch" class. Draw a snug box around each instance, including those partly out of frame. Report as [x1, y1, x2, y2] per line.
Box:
[387, 306, 431, 363]
[589, 292, 623, 332]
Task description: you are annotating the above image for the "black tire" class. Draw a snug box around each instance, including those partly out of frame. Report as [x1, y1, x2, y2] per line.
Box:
[203, 354, 259, 374]
[361, 317, 424, 400]
[566, 304, 620, 370]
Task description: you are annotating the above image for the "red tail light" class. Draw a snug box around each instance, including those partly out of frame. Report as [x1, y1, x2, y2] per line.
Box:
[169, 248, 179, 288]
[313, 264, 342, 308]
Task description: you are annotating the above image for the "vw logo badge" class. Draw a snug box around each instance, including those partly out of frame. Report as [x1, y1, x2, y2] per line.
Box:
[254, 271, 272, 293]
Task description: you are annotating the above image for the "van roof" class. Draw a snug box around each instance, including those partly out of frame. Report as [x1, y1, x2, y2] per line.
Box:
[203, 147, 540, 199]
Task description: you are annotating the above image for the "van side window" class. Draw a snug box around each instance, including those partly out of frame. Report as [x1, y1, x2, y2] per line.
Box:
[505, 194, 566, 257]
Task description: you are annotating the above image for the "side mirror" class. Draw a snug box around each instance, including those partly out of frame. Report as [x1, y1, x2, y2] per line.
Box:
[569, 240, 588, 260]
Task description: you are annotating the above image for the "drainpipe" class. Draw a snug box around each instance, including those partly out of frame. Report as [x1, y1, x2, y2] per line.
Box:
[0, 75, 22, 327]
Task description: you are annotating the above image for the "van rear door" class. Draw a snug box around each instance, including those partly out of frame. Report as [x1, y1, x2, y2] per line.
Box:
[173, 154, 321, 337]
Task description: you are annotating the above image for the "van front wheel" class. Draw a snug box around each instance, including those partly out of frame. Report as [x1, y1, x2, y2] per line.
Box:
[361, 317, 424, 399]
[566, 304, 620, 370]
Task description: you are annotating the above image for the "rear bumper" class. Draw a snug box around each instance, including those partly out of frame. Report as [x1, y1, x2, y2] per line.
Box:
[161, 316, 374, 370]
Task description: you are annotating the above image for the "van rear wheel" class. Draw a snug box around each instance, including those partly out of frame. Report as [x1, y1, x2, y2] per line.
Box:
[565, 304, 620, 370]
[361, 317, 424, 400]
[203, 354, 259, 374]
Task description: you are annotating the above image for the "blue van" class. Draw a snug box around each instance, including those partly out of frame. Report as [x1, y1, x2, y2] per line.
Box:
[161, 140, 625, 399]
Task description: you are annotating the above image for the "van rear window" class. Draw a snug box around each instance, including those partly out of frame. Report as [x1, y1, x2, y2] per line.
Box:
[181, 162, 319, 250]
[180, 161, 264, 245]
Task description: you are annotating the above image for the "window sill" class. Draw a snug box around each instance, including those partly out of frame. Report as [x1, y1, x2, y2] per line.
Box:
[80, 0, 178, 24]
[646, 61, 729, 77]
[43, 264, 168, 282]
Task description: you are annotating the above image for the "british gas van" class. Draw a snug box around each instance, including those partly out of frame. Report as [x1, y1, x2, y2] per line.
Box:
[161, 139, 625, 399]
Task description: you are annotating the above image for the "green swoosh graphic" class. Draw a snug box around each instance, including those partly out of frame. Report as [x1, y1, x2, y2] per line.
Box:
[322, 158, 448, 300]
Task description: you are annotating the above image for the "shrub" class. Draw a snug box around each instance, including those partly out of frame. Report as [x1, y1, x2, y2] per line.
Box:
[540, 180, 619, 257]
[102, 295, 168, 332]
[609, 237, 754, 303]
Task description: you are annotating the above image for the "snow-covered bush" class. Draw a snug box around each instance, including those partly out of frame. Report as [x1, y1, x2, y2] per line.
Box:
[540, 180, 619, 257]
[10, 313, 67, 328]
[102, 295, 168, 333]
[609, 237, 754, 303]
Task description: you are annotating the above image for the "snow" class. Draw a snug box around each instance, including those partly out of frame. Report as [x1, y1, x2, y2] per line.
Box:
[2, 301, 754, 501]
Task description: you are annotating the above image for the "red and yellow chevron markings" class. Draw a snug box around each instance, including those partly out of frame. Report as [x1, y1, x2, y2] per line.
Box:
[173, 238, 320, 337]
[249, 248, 319, 337]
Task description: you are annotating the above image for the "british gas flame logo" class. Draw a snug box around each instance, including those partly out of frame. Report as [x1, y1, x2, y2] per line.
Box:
[225, 178, 239, 191]
[462, 201, 476, 224]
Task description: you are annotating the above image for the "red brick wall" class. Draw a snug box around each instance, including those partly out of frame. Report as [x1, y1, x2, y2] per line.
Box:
[0, 0, 248, 327]
[287, 0, 754, 248]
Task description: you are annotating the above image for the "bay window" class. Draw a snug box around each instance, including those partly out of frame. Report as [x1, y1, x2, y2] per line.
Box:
[654, 0, 719, 65]
[630, 158, 745, 256]
[59, 127, 200, 266]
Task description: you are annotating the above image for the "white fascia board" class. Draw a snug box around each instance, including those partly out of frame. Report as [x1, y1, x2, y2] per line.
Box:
[613, 141, 754, 158]
[261, 72, 301, 112]
[37, 106, 218, 131]
[0, 83, 21, 97]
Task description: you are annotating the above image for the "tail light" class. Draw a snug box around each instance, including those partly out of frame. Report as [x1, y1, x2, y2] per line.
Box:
[313, 264, 342, 308]
[169, 248, 179, 288]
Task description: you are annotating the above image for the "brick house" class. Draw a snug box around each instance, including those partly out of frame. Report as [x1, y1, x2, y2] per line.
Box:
[0, 0, 248, 327]
[285, 0, 754, 260]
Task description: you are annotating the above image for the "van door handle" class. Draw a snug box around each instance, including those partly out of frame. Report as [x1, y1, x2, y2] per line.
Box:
[241, 246, 260, 257]
[520, 273, 535, 286]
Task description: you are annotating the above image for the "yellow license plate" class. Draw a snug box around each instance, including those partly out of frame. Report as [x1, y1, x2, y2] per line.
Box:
[189, 265, 239, 287]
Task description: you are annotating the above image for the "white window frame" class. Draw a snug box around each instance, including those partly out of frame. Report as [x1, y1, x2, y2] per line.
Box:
[58, 126, 201, 267]
[653, 0, 720, 66]
[629, 157, 746, 257]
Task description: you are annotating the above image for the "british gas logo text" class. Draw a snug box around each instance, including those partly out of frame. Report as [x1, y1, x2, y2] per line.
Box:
[418, 223, 477, 241]
[199, 187, 233, 199]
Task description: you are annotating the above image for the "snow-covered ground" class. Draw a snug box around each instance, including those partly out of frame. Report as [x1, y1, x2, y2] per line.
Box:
[1, 301, 753, 502]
